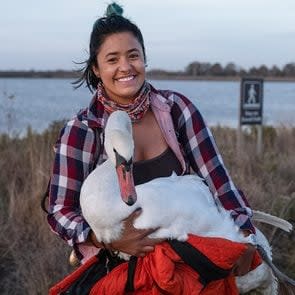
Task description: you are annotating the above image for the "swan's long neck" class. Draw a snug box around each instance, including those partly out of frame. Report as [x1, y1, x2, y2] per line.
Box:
[104, 111, 134, 164]
[104, 111, 137, 205]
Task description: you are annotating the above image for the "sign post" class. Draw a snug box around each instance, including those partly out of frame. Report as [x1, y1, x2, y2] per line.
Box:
[238, 78, 264, 155]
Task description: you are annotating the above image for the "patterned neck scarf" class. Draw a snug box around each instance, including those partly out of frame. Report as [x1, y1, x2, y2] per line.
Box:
[97, 81, 151, 123]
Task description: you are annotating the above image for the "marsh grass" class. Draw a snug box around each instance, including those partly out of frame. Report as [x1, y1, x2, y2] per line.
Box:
[0, 121, 72, 295]
[0, 124, 294, 294]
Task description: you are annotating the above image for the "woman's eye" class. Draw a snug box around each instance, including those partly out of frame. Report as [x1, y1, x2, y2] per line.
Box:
[129, 53, 139, 59]
[107, 57, 117, 63]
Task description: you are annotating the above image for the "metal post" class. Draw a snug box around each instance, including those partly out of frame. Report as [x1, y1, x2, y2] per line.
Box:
[257, 125, 263, 155]
[237, 125, 243, 156]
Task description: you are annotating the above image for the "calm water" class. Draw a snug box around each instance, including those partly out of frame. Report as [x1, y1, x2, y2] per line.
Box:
[0, 78, 295, 135]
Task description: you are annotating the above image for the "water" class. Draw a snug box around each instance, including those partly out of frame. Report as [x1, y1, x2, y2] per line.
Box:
[0, 78, 294, 135]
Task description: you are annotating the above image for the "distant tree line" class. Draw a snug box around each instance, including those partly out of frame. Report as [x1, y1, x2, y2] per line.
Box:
[183, 62, 295, 77]
[1, 62, 295, 78]
[147, 62, 295, 79]
[0, 70, 79, 78]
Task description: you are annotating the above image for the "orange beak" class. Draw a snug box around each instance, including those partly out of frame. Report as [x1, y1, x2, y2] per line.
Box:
[114, 149, 137, 206]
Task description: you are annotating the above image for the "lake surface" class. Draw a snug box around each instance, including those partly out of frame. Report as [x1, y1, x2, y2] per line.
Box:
[0, 78, 294, 135]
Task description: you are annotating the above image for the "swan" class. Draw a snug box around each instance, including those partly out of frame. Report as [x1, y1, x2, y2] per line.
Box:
[80, 110, 295, 295]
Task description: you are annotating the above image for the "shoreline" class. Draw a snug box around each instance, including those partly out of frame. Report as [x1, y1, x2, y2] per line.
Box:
[0, 72, 295, 82]
[147, 75, 295, 82]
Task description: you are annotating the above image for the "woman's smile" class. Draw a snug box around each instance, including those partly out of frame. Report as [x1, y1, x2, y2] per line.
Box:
[116, 75, 135, 82]
[115, 74, 137, 86]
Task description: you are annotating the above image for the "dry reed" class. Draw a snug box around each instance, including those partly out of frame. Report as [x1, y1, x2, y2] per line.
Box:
[0, 122, 72, 295]
[0, 123, 294, 294]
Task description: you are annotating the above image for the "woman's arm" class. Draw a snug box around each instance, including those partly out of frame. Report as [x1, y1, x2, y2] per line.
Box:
[171, 93, 255, 233]
[47, 118, 97, 246]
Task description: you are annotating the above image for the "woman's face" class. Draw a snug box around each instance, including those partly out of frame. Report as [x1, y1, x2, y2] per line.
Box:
[93, 32, 146, 104]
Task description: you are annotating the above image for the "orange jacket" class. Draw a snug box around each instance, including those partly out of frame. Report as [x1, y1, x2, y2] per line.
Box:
[50, 235, 261, 295]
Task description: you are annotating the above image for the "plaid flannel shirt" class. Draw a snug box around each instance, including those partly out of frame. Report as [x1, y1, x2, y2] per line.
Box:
[48, 84, 254, 260]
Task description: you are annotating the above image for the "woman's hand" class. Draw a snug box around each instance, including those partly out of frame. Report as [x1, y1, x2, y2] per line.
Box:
[232, 243, 256, 276]
[110, 208, 164, 257]
[90, 208, 164, 257]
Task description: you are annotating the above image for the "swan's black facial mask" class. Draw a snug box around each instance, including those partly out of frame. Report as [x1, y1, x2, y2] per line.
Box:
[114, 149, 137, 206]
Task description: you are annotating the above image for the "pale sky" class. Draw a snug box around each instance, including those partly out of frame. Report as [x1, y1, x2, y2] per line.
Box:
[1, 0, 295, 71]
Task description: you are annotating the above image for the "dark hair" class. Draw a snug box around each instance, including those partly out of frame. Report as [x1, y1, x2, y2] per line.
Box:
[73, 14, 146, 92]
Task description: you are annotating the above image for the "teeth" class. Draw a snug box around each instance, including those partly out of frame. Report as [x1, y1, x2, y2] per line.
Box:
[117, 76, 134, 82]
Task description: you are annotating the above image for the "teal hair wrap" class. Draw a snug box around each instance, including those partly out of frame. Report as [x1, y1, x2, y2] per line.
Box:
[105, 2, 124, 16]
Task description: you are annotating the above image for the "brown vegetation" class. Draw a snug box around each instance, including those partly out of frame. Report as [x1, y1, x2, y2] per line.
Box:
[0, 123, 294, 294]
[0, 122, 73, 294]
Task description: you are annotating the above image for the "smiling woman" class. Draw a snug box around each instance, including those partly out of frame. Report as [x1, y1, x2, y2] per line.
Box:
[93, 32, 146, 104]
[46, 3, 260, 294]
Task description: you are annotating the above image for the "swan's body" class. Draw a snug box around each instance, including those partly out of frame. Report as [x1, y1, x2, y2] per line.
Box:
[80, 110, 294, 295]
[81, 170, 247, 245]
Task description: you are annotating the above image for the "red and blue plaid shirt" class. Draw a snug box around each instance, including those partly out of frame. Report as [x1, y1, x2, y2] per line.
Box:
[48, 85, 254, 260]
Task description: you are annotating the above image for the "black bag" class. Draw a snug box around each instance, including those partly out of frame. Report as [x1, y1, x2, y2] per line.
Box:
[58, 250, 125, 295]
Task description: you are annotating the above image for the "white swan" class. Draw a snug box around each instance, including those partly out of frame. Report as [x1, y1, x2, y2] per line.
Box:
[80, 110, 294, 295]
[80, 111, 246, 245]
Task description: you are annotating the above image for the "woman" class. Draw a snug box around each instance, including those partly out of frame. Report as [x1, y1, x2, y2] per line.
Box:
[47, 7, 256, 283]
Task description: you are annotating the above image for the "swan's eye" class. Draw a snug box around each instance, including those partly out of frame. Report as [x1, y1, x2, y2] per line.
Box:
[114, 148, 127, 167]
[125, 158, 133, 172]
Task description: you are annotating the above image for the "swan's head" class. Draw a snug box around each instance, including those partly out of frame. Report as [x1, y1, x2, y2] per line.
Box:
[104, 111, 137, 206]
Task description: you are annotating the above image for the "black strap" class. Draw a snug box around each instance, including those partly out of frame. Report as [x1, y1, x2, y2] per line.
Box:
[167, 240, 231, 286]
[61, 250, 125, 295]
[124, 241, 232, 292]
[61, 250, 108, 295]
[125, 256, 138, 292]
[105, 250, 126, 272]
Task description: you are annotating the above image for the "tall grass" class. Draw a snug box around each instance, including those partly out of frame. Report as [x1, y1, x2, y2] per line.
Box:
[212, 125, 295, 278]
[0, 122, 72, 295]
[0, 124, 294, 294]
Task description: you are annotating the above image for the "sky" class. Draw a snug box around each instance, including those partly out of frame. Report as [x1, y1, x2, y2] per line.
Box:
[1, 0, 295, 71]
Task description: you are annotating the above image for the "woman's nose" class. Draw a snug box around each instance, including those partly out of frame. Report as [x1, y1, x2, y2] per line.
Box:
[118, 57, 132, 72]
